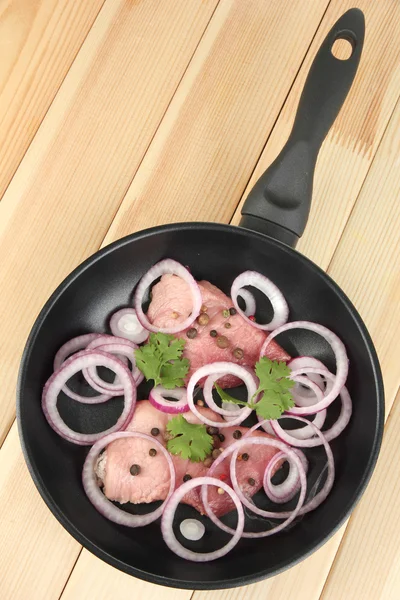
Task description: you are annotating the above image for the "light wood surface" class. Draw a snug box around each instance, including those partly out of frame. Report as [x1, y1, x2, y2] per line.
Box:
[0, 1, 399, 599]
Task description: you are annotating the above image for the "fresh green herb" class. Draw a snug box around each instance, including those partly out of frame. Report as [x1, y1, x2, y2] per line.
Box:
[134, 333, 189, 389]
[253, 357, 295, 419]
[166, 414, 213, 462]
[215, 358, 295, 420]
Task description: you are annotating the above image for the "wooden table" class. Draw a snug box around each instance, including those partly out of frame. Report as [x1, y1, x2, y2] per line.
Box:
[1, 1, 399, 598]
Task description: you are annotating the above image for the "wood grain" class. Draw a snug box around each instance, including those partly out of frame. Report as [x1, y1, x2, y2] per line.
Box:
[0, 423, 79, 599]
[60, 549, 191, 600]
[320, 388, 400, 600]
[103, 0, 329, 242]
[0, 0, 220, 446]
[0, 0, 106, 199]
[231, 0, 400, 271]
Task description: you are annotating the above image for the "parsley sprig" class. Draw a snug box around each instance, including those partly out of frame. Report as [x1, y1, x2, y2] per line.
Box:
[134, 333, 190, 389]
[166, 414, 213, 462]
[216, 357, 295, 420]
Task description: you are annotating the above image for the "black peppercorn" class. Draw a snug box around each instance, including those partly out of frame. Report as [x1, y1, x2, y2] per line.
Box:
[229, 307, 237, 316]
[233, 430, 242, 439]
[207, 426, 219, 435]
[149, 448, 157, 457]
[183, 474, 192, 482]
[130, 464, 141, 476]
[242, 453, 249, 461]
[186, 327, 198, 339]
[210, 330, 218, 337]
[151, 427, 160, 436]
[218, 433, 225, 442]
[248, 477, 256, 486]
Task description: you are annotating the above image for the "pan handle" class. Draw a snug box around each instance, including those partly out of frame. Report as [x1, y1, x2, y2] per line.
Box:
[240, 8, 365, 247]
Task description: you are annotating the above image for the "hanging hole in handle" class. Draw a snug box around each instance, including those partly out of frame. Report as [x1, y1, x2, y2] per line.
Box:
[331, 31, 356, 60]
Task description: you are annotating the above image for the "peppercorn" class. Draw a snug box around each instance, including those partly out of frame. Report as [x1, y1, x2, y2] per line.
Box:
[171, 311, 179, 319]
[229, 307, 237, 316]
[200, 304, 208, 313]
[206, 426, 219, 435]
[149, 448, 157, 457]
[224, 322, 232, 329]
[130, 464, 141, 476]
[217, 487, 225, 495]
[212, 434, 220, 447]
[197, 399, 205, 407]
[183, 474, 192, 482]
[216, 335, 229, 349]
[197, 313, 210, 326]
[204, 457, 213, 467]
[210, 329, 218, 337]
[212, 448, 222, 459]
[242, 453, 249, 461]
[233, 347, 244, 359]
[248, 477, 256, 486]
[186, 327, 198, 339]
[249, 315, 256, 322]
[222, 309, 230, 318]
[151, 427, 160, 436]
[233, 430, 242, 439]
[218, 433, 225, 442]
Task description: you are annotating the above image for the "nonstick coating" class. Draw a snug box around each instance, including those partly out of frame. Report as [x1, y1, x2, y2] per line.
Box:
[17, 223, 384, 589]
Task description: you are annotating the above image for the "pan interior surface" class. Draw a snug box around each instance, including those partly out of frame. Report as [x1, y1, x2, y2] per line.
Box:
[18, 224, 383, 589]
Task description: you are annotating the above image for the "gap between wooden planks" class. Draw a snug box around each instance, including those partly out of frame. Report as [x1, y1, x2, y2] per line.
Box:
[0, 0, 106, 199]
[60, 0, 400, 599]
[0, 0, 399, 598]
[0, 1, 332, 598]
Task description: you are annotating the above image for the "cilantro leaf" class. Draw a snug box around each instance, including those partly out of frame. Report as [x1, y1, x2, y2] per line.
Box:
[166, 414, 213, 462]
[253, 357, 295, 420]
[214, 384, 249, 407]
[134, 333, 190, 388]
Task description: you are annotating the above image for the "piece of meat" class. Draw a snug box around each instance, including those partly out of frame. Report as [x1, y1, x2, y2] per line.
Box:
[147, 275, 290, 388]
[100, 400, 280, 516]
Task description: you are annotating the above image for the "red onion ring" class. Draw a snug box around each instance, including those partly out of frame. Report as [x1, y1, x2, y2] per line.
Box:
[202, 436, 307, 538]
[149, 386, 189, 414]
[161, 476, 244, 561]
[83, 432, 175, 526]
[231, 271, 289, 330]
[261, 321, 348, 414]
[263, 449, 308, 503]
[270, 377, 352, 447]
[258, 407, 327, 440]
[134, 259, 202, 334]
[203, 373, 251, 420]
[109, 308, 149, 344]
[83, 340, 143, 394]
[53, 334, 113, 404]
[262, 417, 334, 515]
[42, 350, 136, 445]
[289, 357, 327, 407]
[237, 288, 256, 316]
[187, 363, 255, 427]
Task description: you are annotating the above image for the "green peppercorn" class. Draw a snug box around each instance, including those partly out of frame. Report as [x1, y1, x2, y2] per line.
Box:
[222, 309, 230, 318]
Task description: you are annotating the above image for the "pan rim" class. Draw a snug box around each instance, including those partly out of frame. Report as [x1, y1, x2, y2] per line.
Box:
[16, 222, 384, 590]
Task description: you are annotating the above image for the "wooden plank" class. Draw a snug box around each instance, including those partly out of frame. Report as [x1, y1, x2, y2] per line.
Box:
[60, 549, 191, 600]
[0, 0, 106, 199]
[0, 423, 79, 599]
[0, 0, 220, 446]
[103, 0, 329, 243]
[231, 0, 400, 271]
[320, 389, 400, 600]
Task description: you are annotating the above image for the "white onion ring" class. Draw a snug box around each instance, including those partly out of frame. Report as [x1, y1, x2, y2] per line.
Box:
[134, 259, 202, 334]
[201, 436, 307, 538]
[237, 288, 256, 316]
[231, 271, 289, 330]
[187, 363, 255, 427]
[83, 432, 175, 526]
[109, 308, 149, 344]
[161, 476, 244, 561]
[53, 334, 113, 404]
[42, 350, 136, 445]
[149, 386, 189, 414]
[263, 418, 335, 516]
[83, 340, 143, 393]
[263, 449, 308, 503]
[261, 321, 348, 415]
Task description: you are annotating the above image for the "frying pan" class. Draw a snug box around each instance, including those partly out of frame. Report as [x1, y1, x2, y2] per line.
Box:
[17, 8, 384, 590]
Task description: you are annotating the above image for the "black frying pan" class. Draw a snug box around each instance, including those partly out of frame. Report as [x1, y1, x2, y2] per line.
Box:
[17, 9, 384, 590]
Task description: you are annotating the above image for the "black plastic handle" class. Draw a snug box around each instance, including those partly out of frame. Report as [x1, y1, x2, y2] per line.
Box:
[240, 8, 365, 247]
